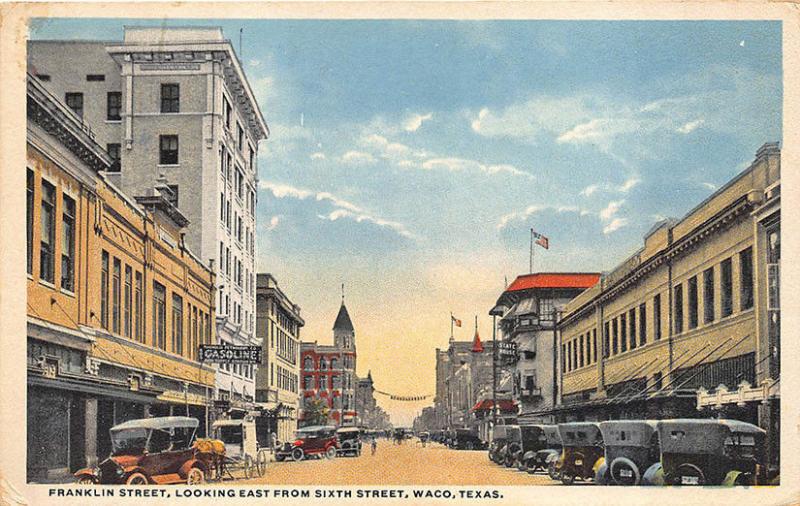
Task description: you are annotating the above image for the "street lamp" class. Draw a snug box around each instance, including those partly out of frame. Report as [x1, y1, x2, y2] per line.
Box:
[489, 303, 508, 430]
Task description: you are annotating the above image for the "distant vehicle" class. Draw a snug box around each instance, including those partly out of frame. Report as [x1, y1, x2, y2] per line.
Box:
[449, 428, 486, 450]
[557, 422, 605, 485]
[657, 419, 767, 486]
[74, 416, 209, 485]
[514, 425, 562, 476]
[336, 427, 363, 457]
[275, 425, 338, 462]
[488, 425, 512, 463]
[502, 425, 523, 466]
[597, 420, 660, 485]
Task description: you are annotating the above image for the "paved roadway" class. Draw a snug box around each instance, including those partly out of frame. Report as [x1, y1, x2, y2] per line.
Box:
[236, 440, 557, 486]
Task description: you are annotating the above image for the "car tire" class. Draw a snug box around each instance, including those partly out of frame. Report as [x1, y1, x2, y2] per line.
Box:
[548, 462, 560, 480]
[326, 446, 337, 459]
[275, 454, 285, 462]
[292, 448, 305, 462]
[466, 442, 474, 450]
[186, 467, 205, 485]
[126, 472, 148, 485]
[561, 472, 575, 485]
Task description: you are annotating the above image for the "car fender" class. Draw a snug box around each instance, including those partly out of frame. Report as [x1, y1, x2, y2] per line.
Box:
[179, 459, 207, 479]
[545, 451, 560, 464]
[522, 451, 536, 462]
[73, 468, 99, 483]
[722, 470, 744, 487]
[594, 461, 609, 485]
[642, 462, 664, 486]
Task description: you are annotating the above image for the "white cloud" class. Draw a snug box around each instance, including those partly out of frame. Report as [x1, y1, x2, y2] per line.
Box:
[599, 200, 624, 221]
[422, 157, 534, 180]
[677, 119, 705, 134]
[619, 177, 641, 192]
[557, 118, 610, 144]
[340, 150, 377, 165]
[470, 96, 593, 140]
[310, 152, 326, 161]
[580, 178, 640, 197]
[265, 215, 280, 231]
[249, 75, 276, 107]
[403, 112, 433, 132]
[701, 182, 717, 190]
[603, 217, 628, 234]
[260, 181, 364, 214]
[248, 59, 261, 67]
[318, 209, 415, 240]
[580, 184, 601, 197]
[361, 134, 413, 159]
[497, 205, 581, 230]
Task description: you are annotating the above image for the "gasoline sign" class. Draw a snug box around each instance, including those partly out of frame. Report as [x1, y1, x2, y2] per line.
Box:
[199, 344, 262, 364]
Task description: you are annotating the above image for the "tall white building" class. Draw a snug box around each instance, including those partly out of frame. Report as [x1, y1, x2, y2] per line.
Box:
[28, 26, 269, 417]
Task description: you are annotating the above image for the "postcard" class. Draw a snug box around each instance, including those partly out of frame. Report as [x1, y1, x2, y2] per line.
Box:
[0, 2, 798, 505]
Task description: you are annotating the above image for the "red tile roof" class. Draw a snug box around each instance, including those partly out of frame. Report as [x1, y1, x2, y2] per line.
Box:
[506, 272, 601, 292]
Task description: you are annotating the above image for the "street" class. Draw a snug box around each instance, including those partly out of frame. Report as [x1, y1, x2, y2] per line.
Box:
[236, 440, 557, 486]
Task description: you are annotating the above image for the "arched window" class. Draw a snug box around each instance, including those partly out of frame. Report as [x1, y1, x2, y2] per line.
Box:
[303, 356, 313, 371]
[330, 357, 338, 370]
[319, 358, 328, 371]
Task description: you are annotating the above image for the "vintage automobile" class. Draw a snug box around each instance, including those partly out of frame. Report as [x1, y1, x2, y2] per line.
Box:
[515, 425, 562, 476]
[657, 419, 767, 486]
[597, 420, 661, 485]
[450, 428, 486, 450]
[488, 425, 512, 463]
[502, 425, 523, 467]
[557, 422, 605, 485]
[275, 425, 338, 462]
[336, 427, 363, 457]
[209, 418, 269, 479]
[74, 416, 209, 485]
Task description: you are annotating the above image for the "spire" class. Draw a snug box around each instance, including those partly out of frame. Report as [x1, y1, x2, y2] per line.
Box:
[333, 300, 354, 332]
[471, 316, 484, 353]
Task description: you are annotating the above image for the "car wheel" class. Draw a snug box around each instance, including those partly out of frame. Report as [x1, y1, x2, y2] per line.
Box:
[275, 454, 285, 462]
[76, 476, 96, 485]
[466, 442, 474, 450]
[292, 448, 305, 462]
[561, 472, 575, 485]
[517, 459, 527, 472]
[548, 462, 560, 480]
[326, 446, 337, 459]
[186, 467, 205, 485]
[126, 472, 148, 485]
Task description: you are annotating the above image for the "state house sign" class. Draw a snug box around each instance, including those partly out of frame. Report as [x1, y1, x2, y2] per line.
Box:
[198, 345, 262, 364]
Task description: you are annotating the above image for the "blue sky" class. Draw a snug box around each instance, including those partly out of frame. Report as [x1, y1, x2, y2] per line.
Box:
[30, 19, 782, 425]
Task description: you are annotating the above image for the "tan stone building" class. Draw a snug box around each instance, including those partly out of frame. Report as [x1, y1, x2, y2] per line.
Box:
[27, 74, 215, 482]
[556, 143, 780, 472]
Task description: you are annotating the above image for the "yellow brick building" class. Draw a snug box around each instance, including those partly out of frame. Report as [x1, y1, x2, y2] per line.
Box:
[556, 143, 780, 471]
[26, 74, 215, 482]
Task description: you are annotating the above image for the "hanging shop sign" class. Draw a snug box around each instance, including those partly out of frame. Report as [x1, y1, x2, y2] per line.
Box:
[198, 344, 262, 364]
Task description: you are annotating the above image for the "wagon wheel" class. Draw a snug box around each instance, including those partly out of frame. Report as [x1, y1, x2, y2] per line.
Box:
[186, 467, 205, 485]
[243, 455, 254, 479]
[256, 450, 268, 477]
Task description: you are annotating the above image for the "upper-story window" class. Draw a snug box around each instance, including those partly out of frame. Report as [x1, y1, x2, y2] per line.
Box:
[159, 135, 179, 165]
[330, 357, 338, 370]
[107, 92, 122, 121]
[249, 145, 255, 170]
[304, 356, 314, 371]
[86, 74, 105, 82]
[39, 180, 56, 283]
[106, 143, 121, 172]
[237, 124, 244, 151]
[65, 93, 83, 118]
[740, 247, 754, 310]
[538, 298, 555, 321]
[319, 358, 328, 371]
[160, 83, 180, 113]
[223, 96, 231, 129]
[26, 169, 34, 275]
[60, 194, 75, 292]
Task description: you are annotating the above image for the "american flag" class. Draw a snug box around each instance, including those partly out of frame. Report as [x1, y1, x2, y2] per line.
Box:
[532, 230, 549, 250]
[451, 315, 462, 327]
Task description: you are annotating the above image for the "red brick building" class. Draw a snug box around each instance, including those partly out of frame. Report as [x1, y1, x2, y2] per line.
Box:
[299, 301, 358, 426]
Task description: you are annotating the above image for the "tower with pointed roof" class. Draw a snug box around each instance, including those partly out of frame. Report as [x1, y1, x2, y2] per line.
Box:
[334, 286, 356, 352]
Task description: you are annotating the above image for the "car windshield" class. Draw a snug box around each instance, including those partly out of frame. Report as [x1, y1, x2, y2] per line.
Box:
[111, 428, 149, 456]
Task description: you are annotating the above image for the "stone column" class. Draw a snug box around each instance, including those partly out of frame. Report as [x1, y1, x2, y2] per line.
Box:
[84, 398, 98, 467]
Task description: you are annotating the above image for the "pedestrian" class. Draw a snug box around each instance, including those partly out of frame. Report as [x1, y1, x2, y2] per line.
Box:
[270, 431, 278, 453]
[371, 436, 377, 456]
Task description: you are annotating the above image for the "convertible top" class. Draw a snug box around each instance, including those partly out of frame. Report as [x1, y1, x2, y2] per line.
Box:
[336, 427, 361, 433]
[111, 416, 199, 432]
[297, 425, 336, 433]
[212, 419, 246, 428]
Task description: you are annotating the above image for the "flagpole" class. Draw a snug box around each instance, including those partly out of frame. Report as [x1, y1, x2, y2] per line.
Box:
[529, 229, 534, 274]
[450, 312, 454, 340]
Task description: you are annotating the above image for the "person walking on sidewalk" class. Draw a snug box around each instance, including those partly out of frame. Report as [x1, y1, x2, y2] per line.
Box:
[371, 437, 378, 456]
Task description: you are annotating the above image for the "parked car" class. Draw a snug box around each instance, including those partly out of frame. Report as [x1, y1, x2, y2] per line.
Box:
[488, 425, 512, 463]
[557, 422, 605, 485]
[336, 427, 362, 457]
[275, 425, 338, 462]
[657, 419, 767, 486]
[450, 428, 486, 450]
[74, 416, 209, 485]
[502, 425, 523, 466]
[514, 424, 562, 476]
[597, 420, 661, 485]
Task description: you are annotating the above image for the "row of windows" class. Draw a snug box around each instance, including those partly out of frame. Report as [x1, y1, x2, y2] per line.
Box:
[219, 362, 255, 380]
[222, 95, 257, 168]
[304, 355, 356, 371]
[101, 250, 211, 359]
[64, 84, 179, 122]
[563, 246, 755, 373]
[270, 321, 298, 365]
[303, 373, 353, 391]
[274, 364, 298, 393]
[27, 169, 75, 292]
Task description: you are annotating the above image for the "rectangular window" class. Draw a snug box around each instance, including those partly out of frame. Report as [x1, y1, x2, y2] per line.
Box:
[107, 92, 121, 120]
[612, 318, 619, 355]
[567, 341, 572, 371]
[688, 276, 698, 329]
[592, 329, 597, 363]
[172, 293, 183, 355]
[159, 135, 179, 165]
[237, 124, 244, 151]
[620, 314, 627, 353]
[36, 74, 51, 82]
[192, 306, 198, 361]
[112, 258, 121, 334]
[27, 169, 34, 274]
[124, 266, 132, 338]
[134, 271, 143, 342]
[39, 180, 56, 283]
[604, 321, 610, 358]
[740, 247, 754, 310]
[674, 285, 684, 334]
[721, 258, 733, 317]
[653, 294, 662, 340]
[153, 282, 166, 350]
[86, 74, 105, 81]
[561, 344, 566, 372]
[579, 336, 584, 368]
[160, 83, 180, 113]
[101, 251, 109, 328]
[628, 308, 637, 350]
[106, 143, 121, 171]
[224, 96, 231, 128]
[703, 267, 715, 324]
[65, 92, 83, 117]
[60, 194, 75, 291]
[639, 303, 647, 346]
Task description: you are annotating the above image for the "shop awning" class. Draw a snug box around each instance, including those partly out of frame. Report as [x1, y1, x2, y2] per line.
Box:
[471, 399, 517, 413]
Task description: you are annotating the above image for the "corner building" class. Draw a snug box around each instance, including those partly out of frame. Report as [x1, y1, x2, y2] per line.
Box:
[26, 74, 215, 482]
[300, 301, 358, 427]
[29, 26, 269, 416]
[556, 143, 780, 473]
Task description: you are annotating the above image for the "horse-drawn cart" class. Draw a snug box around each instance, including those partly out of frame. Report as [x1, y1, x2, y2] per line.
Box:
[195, 418, 269, 480]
